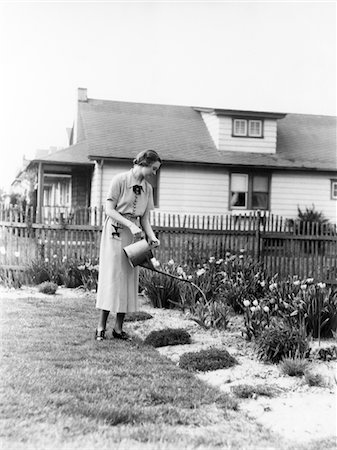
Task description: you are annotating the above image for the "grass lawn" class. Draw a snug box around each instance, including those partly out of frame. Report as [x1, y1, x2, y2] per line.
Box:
[0, 289, 334, 450]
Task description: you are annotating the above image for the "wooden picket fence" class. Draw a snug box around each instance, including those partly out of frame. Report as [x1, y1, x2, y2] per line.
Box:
[0, 204, 336, 285]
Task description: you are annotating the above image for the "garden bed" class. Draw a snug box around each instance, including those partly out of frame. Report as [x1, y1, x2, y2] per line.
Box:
[127, 293, 337, 445]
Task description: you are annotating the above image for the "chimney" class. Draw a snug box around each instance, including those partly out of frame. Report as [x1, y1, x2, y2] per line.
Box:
[78, 87, 88, 102]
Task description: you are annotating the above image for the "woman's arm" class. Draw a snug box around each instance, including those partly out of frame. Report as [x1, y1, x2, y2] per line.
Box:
[105, 200, 142, 238]
[140, 212, 160, 246]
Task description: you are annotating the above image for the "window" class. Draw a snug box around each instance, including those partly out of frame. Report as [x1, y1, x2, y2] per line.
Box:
[233, 119, 263, 137]
[146, 172, 160, 207]
[43, 174, 71, 207]
[331, 180, 337, 200]
[230, 173, 269, 210]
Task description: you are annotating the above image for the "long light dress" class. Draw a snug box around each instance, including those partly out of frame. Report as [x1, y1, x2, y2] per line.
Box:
[96, 169, 154, 313]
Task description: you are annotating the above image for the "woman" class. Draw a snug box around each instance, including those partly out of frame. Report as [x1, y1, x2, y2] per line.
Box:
[95, 149, 162, 340]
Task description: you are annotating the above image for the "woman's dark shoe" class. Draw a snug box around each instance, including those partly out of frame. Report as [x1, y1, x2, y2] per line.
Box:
[112, 329, 130, 340]
[95, 329, 106, 341]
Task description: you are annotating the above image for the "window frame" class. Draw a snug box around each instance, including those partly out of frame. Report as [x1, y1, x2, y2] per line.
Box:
[331, 179, 337, 200]
[232, 118, 264, 138]
[229, 171, 270, 211]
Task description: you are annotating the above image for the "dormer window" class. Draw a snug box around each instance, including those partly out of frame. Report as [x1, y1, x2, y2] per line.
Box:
[233, 119, 263, 138]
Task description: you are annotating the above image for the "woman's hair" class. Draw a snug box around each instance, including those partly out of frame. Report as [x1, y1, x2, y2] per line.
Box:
[133, 150, 162, 167]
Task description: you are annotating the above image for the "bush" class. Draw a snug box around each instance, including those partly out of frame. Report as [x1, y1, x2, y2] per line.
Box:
[279, 356, 309, 377]
[124, 311, 153, 322]
[179, 347, 238, 372]
[144, 328, 191, 347]
[38, 281, 58, 295]
[255, 321, 309, 363]
[230, 383, 280, 398]
[304, 369, 327, 387]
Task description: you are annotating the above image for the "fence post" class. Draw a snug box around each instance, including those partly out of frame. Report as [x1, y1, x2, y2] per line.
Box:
[255, 210, 261, 262]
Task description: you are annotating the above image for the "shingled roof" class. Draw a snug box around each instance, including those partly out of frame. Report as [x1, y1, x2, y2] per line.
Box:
[37, 96, 337, 171]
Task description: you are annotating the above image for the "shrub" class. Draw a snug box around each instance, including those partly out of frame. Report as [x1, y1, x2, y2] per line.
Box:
[230, 384, 280, 398]
[38, 281, 58, 295]
[304, 369, 327, 387]
[255, 321, 309, 363]
[144, 328, 191, 347]
[179, 347, 238, 372]
[124, 311, 153, 322]
[279, 356, 309, 377]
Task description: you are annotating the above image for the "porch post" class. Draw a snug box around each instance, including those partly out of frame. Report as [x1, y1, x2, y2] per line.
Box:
[99, 159, 104, 226]
[37, 162, 44, 223]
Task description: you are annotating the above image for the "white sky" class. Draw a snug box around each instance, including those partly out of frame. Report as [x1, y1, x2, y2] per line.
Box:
[0, 1, 336, 191]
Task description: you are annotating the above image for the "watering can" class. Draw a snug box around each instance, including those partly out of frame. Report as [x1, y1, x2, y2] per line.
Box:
[123, 239, 206, 301]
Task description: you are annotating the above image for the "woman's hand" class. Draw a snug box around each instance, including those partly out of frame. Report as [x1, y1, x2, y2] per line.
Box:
[129, 223, 142, 239]
[149, 238, 160, 248]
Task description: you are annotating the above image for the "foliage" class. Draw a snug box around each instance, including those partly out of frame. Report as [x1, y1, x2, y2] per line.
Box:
[25, 257, 99, 291]
[304, 369, 327, 387]
[139, 263, 181, 309]
[314, 346, 337, 361]
[0, 267, 22, 289]
[144, 328, 191, 347]
[279, 356, 309, 377]
[255, 320, 309, 363]
[124, 311, 153, 322]
[38, 281, 58, 295]
[242, 276, 337, 341]
[297, 205, 329, 224]
[219, 251, 266, 313]
[179, 347, 238, 372]
[230, 384, 281, 398]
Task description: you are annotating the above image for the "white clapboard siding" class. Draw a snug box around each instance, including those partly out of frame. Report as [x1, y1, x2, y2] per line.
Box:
[158, 166, 229, 214]
[91, 161, 130, 208]
[271, 172, 337, 222]
[218, 117, 277, 153]
[91, 162, 230, 215]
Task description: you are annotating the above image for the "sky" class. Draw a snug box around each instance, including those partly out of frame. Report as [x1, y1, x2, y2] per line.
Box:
[0, 1, 336, 192]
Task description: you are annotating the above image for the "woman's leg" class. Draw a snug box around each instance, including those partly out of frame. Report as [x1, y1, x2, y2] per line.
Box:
[97, 309, 110, 331]
[114, 313, 125, 334]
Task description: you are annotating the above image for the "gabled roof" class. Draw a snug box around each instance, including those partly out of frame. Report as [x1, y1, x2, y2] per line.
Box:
[28, 142, 93, 166]
[29, 96, 337, 172]
[77, 98, 336, 171]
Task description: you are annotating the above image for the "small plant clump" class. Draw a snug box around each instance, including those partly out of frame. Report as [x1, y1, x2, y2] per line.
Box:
[144, 328, 191, 347]
[279, 356, 309, 377]
[124, 311, 153, 322]
[255, 321, 309, 363]
[179, 347, 238, 372]
[38, 281, 58, 295]
[230, 383, 281, 399]
[304, 369, 327, 387]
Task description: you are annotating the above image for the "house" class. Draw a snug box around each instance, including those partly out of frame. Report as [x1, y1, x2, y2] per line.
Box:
[16, 87, 337, 223]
